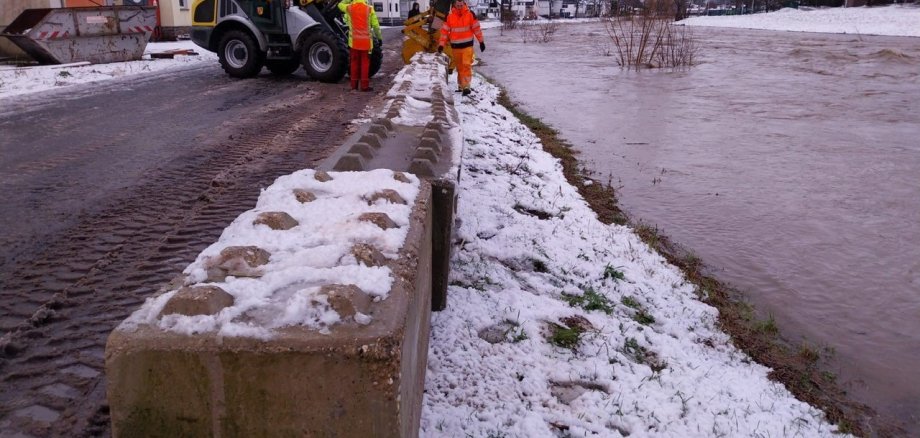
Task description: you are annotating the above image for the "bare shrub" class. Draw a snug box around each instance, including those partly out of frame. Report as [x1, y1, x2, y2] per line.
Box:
[501, 10, 521, 34]
[518, 20, 560, 44]
[537, 21, 559, 43]
[594, 39, 613, 57]
[603, 13, 698, 69]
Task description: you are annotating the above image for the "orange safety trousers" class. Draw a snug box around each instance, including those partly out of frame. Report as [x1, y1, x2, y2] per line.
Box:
[452, 46, 474, 90]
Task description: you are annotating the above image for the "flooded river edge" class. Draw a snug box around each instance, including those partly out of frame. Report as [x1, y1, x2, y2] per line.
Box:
[479, 23, 920, 435]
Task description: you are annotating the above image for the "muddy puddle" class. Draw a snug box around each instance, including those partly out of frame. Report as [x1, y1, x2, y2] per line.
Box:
[480, 23, 920, 432]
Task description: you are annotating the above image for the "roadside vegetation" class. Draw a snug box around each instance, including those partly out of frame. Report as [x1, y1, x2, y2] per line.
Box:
[604, 0, 698, 69]
[494, 86, 875, 436]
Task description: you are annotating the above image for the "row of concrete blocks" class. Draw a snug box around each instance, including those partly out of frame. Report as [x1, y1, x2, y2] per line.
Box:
[332, 84, 458, 177]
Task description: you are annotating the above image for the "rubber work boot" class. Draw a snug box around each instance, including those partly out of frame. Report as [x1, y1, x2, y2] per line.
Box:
[362, 87, 374, 92]
[462, 88, 471, 96]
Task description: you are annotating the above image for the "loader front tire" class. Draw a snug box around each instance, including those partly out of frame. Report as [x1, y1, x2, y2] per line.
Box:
[218, 30, 264, 78]
[301, 29, 348, 83]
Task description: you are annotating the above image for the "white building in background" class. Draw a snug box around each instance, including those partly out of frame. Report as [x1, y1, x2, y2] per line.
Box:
[377, 0, 433, 25]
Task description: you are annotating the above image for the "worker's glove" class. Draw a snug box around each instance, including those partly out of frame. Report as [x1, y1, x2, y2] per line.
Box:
[480, 42, 486, 52]
[437, 45, 444, 54]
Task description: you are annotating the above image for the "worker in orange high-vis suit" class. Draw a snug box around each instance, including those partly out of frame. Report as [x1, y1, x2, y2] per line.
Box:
[437, 0, 484, 96]
[339, 0, 382, 91]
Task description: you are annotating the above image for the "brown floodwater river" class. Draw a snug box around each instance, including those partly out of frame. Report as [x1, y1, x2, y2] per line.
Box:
[479, 23, 920, 432]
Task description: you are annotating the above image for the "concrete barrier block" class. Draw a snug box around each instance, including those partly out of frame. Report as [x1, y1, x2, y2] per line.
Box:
[160, 286, 234, 317]
[394, 172, 412, 183]
[368, 124, 388, 138]
[351, 243, 388, 267]
[333, 153, 367, 171]
[253, 212, 299, 230]
[419, 138, 442, 154]
[349, 142, 375, 159]
[358, 212, 398, 230]
[365, 189, 408, 206]
[421, 129, 442, 143]
[374, 118, 394, 131]
[414, 147, 439, 164]
[314, 171, 333, 182]
[107, 176, 434, 438]
[408, 159, 435, 177]
[361, 133, 383, 149]
[205, 246, 271, 282]
[293, 189, 317, 203]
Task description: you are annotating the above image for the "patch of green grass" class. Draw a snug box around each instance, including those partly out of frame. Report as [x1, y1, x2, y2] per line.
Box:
[633, 311, 656, 326]
[755, 314, 778, 335]
[623, 338, 666, 372]
[562, 287, 613, 314]
[621, 295, 641, 310]
[549, 324, 582, 349]
[799, 343, 820, 364]
[512, 328, 528, 343]
[603, 264, 626, 281]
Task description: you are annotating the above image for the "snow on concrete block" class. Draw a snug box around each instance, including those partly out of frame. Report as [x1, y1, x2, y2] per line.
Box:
[293, 189, 317, 203]
[253, 211, 299, 230]
[333, 153, 367, 171]
[359, 212, 399, 230]
[365, 189, 408, 206]
[205, 245, 270, 282]
[159, 285, 234, 317]
[106, 170, 433, 438]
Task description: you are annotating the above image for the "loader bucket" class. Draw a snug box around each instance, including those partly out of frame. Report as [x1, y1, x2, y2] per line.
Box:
[0, 6, 156, 65]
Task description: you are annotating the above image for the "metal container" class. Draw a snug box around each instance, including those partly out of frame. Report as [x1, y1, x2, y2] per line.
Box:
[0, 6, 156, 64]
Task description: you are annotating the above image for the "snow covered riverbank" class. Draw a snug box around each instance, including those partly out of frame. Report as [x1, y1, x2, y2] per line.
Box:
[679, 4, 920, 37]
[417, 73, 843, 436]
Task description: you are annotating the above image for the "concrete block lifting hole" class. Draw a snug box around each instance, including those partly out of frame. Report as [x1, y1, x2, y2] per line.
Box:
[106, 183, 434, 438]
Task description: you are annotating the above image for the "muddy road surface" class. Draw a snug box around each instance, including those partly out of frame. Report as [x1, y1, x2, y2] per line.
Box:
[0, 32, 403, 437]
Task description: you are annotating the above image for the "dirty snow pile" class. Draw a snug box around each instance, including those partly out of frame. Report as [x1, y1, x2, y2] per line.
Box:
[419, 74, 845, 436]
[679, 5, 920, 37]
[0, 40, 214, 99]
[120, 169, 419, 339]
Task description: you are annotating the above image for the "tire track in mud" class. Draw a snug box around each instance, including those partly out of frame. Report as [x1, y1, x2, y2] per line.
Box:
[0, 81, 383, 437]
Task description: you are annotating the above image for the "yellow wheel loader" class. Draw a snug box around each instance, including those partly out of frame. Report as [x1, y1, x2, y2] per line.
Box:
[190, 0, 382, 81]
[401, 0, 455, 71]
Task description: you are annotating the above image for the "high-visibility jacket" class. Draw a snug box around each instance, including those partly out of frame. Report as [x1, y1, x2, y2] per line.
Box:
[439, 4, 483, 49]
[338, 0, 382, 51]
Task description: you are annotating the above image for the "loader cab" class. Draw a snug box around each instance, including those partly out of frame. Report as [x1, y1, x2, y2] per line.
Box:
[243, 0, 286, 34]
